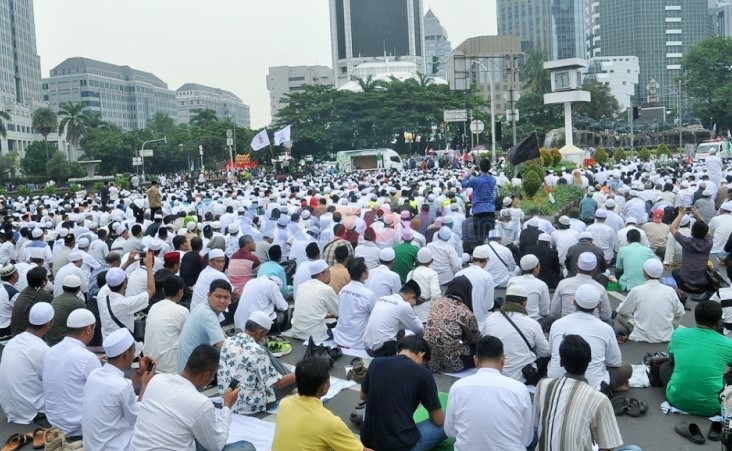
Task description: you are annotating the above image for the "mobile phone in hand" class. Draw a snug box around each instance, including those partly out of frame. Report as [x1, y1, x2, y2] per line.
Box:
[228, 378, 240, 390]
[147, 361, 154, 372]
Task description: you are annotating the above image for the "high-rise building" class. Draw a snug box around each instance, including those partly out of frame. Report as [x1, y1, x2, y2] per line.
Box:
[329, 0, 425, 87]
[551, 0, 587, 59]
[176, 83, 250, 128]
[497, 0, 554, 56]
[43, 57, 177, 131]
[0, 0, 44, 156]
[584, 56, 640, 110]
[424, 9, 452, 79]
[712, 0, 732, 36]
[267, 65, 334, 121]
[593, 0, 709, 106]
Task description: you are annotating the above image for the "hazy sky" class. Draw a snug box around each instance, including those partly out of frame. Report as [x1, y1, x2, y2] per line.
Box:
[34, 0, 497, 128]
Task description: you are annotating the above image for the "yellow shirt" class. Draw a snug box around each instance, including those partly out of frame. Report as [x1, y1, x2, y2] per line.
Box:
[272, 395, 363, 451]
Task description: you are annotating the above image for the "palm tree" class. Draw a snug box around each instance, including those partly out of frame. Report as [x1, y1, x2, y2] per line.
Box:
[58, 102, 90, 159]
[32, 107, 58, 159]
[190, 109, 218, 127]
[355, 75, 385, 93]
[521, 48, 551, 94]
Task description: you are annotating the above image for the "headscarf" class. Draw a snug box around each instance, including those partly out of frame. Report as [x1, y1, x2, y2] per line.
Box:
[207, 235, 225, 251]
[445, 275, 473, 312]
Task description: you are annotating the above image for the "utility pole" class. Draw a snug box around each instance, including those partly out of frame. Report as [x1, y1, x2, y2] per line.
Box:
[509, 53, 518, 146]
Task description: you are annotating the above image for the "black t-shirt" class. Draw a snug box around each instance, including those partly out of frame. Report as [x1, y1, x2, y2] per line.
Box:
[361, 354, 441, 450]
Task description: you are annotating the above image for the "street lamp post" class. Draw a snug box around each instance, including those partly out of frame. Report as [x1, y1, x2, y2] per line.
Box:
[471, 60, 496, 164]
[139, 136, 166, 180]
[658, 83, 683, 148]
[199, 145, 204, 171]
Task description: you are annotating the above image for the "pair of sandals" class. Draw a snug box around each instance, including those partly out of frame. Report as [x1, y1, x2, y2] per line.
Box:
[612, 397, 648, 417]
[346, 357, 367, 384]
[675, 421, 722, 444]
[1, 429, 45, 451]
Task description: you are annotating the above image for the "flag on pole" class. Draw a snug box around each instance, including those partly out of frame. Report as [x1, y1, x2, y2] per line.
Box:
[505, 132, 540, 165]
[250, 129, 270, 151]
[274, 125, 291, 146]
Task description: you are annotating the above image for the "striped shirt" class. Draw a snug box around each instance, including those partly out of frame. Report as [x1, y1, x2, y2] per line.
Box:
[534, 376, 623, 451]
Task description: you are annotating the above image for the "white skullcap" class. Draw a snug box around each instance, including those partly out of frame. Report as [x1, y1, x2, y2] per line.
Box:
[248, 310, 273, 330]
[643, 258, 664, 278]
[579, 231, 593, 240]
[679, 215, 691, 226]
[559, 216, 570, 226]
[309, 259, 329, 276]
[417, 247, 433, 264]
[59, 228, 69, 238]
[625, 217, 637, 225]
[212, 221, 221, 229]
[28, 302, 54, 326]
[68, 251, 84, 262]
[629, 190, 638, 197]
[575, 284, 601, 309]
[63, 274, 82, 288]
[115, 224, 127, 235]
[472, 245, 491, 260]
[208, 249, 225, 259]
[103, 328, 134, 358]
[77, 237, 90, 249]
[538, 233, 552, 242]
[505, 284, 528, 300]
[31, 228, 43, 239]
[177, 228, 187, 236]
[186, 221, 198, 232]
[595, 209, 607, 219]
[227, 223, 239, 234]
[438, 226, 452, 241]
[263, 229, 275, 239]
[106, 267, 127, 286]
[605, 199, 616, 208]
[379, 248, 396, 262]
[527, 218, 540, 227]
[488, 229, 502, 239]
[520, 254, 540, 271]
[67, 309, 96, 328]
[148, 239, 162, 251]
[722, 202, 732, 212]
[702, 190, 711, 197]
[577, 252, 598, 271]
[502, 197, 513, 207]
[301, 210, 311, 219]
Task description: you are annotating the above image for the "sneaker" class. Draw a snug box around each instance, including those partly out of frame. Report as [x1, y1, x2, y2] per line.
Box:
[266, 337, 292, 357]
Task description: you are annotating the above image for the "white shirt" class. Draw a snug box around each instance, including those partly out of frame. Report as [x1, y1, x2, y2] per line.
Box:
[586, 222, 617, 261]
[550, 229, 579, 265]
[43, 336, 102, 436]
[445, 368, 534, 451]
[125, 267, 149, 297]
[82, 364, 138, 451]
[547, 312, 621, 389]
[291, 278, 339, 342]
[191, 265, 230, 311]
[233, 277, 288, 331]
[709, 214, 732, 253]
[291, 261, 313, 297]
[143, 299, 190, 373]
[97, 285, 150, 339]
[354, 241, 382, 269]
[507, 275, 550, 320]
[617, 280, 684, 343]
[484, 241, 516, 287]
[362, 294, 423, 350]
[427, 240, 462, 285]
[0, 241, 15, 265]
[456, 264, 495, 324]
[365, 265, 402, 300]
[615, 225, 650, 250]
[130, 374, 232, 451]
[407, 266, 441, 303]
[0, 332, 49, 424]
[333, 281, 377, 349]
[481, 311, 550, 382]
[0, 281, 17, 329]
[53, 263, 88, 298]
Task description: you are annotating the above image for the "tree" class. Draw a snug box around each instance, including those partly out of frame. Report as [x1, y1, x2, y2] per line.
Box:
[32, 107, 58, 143]
[46, 151, 85, 184]
[523, 170, 543, 199]
[681, 35, 732, 130]
[613, 148, 627, 161]
[21, 141, 52, 175]
[0, 151, 18, 181]
[190, 109, 218, 127]
[594, 146, 608, 165]
[58, 102, 90, 157]
[573, 82, 620, 121]
[521, 49, 551, 94]
[0, 110, 9, 139]
[639, 147, 651, 161]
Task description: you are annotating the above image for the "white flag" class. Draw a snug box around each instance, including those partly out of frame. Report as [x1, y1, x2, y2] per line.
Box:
[274, 125, 291, 146]
[250, 129, 270, 151]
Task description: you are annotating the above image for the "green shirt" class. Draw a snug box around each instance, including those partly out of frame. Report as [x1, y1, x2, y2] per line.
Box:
[46, 292, 86, 346]
[666, 327, 732, 415]
[393, 243, 419, 283]
[616, 242, 656, 291]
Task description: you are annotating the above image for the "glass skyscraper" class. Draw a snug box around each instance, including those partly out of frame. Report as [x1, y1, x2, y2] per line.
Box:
[497, 0, 554, 56]
[551, 0, 586, 59]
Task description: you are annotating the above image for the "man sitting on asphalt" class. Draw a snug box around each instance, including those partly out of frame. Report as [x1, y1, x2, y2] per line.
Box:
[549, 252, 612, 327]
[291, 259, 339, 342]
[616, 228, 657, 291]
[362, 280, 424, 357]
[365, 248, 402, 299]
[507, 255, 550, 322]
[143, 275, 190, 374]
[333, 257, 377, 350]
[46, 274, 86, 346]
[455, 245, 496, 326]
[233, 275, 289, 333]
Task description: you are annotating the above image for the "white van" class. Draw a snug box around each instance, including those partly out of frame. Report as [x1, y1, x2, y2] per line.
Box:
[694, 141, 723, 160]
[336, 148, 403, 172]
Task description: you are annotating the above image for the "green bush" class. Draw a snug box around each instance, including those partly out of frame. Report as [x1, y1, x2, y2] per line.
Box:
[94, 181, 105, 191]
[44, 185, 57, 195]
[18, 187, 32, 196]
[656, 144, 670, 158]
[0, 188, 6, 196]
[614, 148, 627, 161]
[523, 170, 543, 199]
[594, 146, 608, 165]
[639, 147, 651, 161]
[68, 184, 82, 193]
[551, 148, 562, 166]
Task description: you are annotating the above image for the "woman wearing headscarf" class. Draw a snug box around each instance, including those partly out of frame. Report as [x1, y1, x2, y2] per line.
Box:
[423, 276, 481, 373]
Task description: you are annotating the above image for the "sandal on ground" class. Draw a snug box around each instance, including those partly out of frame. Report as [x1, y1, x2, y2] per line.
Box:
[625, 398, 648, 417]
[675, 421, 705, 444]
[709, 421, 723, 441]
[28, 429, 45, 450]
[349, 401, 366, 426]
[1, 434, 31, 451]
[611, 397, 627, 416]
[347, 358, 368, 384]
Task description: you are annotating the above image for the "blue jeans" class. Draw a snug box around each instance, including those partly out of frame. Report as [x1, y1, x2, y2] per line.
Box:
[411, 420, 447, 451]
[196, 440, 255, 451]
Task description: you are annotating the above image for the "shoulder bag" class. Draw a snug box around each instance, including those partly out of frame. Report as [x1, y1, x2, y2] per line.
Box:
[500, 310, 547, 385]
[104, 292, 146, 342]
[487, 242, 508, 268]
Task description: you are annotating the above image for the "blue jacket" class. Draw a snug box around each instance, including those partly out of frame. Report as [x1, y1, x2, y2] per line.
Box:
[462, 173, 497, 214]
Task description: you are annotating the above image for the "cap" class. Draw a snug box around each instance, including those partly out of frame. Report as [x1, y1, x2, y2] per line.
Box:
[106, 267, 126, 286]
[164, 252, 180, 265]
[307, 226, 320, 236]
[148, 239, 162, 251]
[625, 217, 638, 225]
[538, 233, 551, 242]
[579, 231, 593, 241]
[0, 263, 17, 278]
[28, 302, 54, 326]
[400, 210, 412, 220]
[309, 259, 329, 276]
[31, 228, 43, 239]
[577, 252, 598, 271]
[505, 284, 528, 302]
[63, 274, 82, 288]
[417, 247, 433, 264]
[680, 215, 691, 226]
[103, 328, 135, 358]
[228, 223, 239, 234]
[59, 228, 69, 238]
[629, 190, 638, 197]
[595, 209, 607, 219]
[702, 190, 711, 197]
[643, 258, 664, 278]
[502, 197, 513, 207]
[154, 214, 163, 220]
[248, 311, 273, 330]
[473, 245, 491, 260]
[115, 224, 127, 235]
[379, 248, 396, 262]
[301, 210, 311, 219]
[520, 254, 540, 271]
[263, 229, 275, 239]
[186, 221, 197, 232]
[559, 216, 570, 226]
[722, 201, 732, 212]
[77, 237, 90, 249]
[605, 199, 616, 208]
[438, 226, 452, 241]
[208, 249, 225, 260]
[652, 209, 664, 223]
[488, 229, 502, 239]
[527, 218, 540, 227]
[67, 308, 96, 328]
[575, 284, 601, 309]
[401, 227, 414, 240]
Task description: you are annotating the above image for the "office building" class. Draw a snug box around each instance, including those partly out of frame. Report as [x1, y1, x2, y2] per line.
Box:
[593, 0, 709, 106]
[447, 36, 523, 115]
[584, 57, 640, 110]
[176, 83, 250, 128]
[43, 57, 177, 131]
[552, 0, 587, 59]
[329, 0, 425, 87]
[267, 65, 334, 121]
[0, 0, 44, 156]
[497, 0, 553, 55]
[424, 9, 452, 79]
[712, 0, 732, 36]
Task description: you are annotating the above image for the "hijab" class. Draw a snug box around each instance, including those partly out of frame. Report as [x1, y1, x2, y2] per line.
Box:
[445, 275, 473, 312]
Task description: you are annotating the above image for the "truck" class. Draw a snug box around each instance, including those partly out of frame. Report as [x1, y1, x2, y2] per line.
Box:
[336, 148, 403, 172]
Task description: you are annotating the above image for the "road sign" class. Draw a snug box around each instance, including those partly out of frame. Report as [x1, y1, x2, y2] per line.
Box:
[226, 129, 233, 138]
[132, 157, 142, 166]
[226, 138, 234, 146]
[470, 120, 485, 134]
[503, 90, 521, 103]
[506, 109, 520, 122]
[443, 109, 468, 123]
[140, 149, 153, 157]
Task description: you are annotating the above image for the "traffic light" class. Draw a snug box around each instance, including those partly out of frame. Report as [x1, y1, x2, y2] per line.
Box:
[495, 121, 502, 142]
[632, 106, 639, 120]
